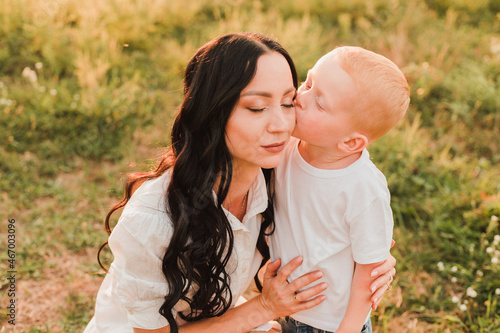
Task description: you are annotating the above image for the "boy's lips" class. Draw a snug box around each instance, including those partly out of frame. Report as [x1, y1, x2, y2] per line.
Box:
[262, 141, 286, 153]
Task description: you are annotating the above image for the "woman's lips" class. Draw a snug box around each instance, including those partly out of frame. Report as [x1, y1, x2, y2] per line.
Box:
[262, 141, 286, 153]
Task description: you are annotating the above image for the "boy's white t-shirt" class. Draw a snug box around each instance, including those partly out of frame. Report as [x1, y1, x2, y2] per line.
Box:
[269, 138, 393, 332]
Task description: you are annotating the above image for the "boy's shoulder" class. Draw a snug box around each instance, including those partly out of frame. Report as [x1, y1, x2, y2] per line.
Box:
[343, 150, 390, 202]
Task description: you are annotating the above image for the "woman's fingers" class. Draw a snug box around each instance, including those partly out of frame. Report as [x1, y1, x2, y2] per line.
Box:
[370, 283, 387, 309]
[258, 257, 327, 318]
[370, 254, 396, 278]
[293, 294, 327, 312]
[369, 269, 396, 309]
[263, 258, 281, 280]
[274, 256, 303, 284]
[370, 279, 393, 310]
[288, 270, 324, 294]
[370, 268, 395, 293]
[293, 282, 328, 302]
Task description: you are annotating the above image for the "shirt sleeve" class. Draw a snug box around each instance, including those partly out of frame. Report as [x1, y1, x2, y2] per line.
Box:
[108, 209, 174, 329]
[349, 196, 394, 264]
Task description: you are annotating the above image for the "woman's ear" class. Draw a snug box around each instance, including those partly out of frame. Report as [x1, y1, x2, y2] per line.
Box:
[338, 133, 368, 153]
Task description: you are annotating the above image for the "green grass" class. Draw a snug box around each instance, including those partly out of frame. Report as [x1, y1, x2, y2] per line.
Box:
[1, 0, 499, 331]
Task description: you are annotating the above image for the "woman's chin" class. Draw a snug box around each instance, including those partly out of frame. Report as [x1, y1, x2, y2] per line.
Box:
[259, 154, 285, 169]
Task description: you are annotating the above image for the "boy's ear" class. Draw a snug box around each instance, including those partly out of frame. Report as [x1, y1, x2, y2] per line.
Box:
[338, 133, 368, 153]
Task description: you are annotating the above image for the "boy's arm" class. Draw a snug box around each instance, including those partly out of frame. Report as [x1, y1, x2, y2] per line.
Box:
[336, 262, 381, 333]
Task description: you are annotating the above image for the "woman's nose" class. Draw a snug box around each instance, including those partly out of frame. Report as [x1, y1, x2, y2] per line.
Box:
[268, 107, 290, 133]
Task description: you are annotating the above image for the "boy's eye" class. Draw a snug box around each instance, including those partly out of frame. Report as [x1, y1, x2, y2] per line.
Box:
[281, 102, 294, 108]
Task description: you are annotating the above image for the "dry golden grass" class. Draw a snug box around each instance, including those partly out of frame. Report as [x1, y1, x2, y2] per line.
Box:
[1, 250, 102, 332]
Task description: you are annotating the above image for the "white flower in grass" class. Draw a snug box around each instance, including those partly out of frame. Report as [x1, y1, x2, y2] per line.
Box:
[494, 235, 500, 246]
[476, 270, 484, 277]
[495, 288, 500, 295]
[451, 266, 458, 272]
[50, 89, 57, 96]
[451, 296, 459, 303]
[0, 98, 13, 106]
[22, 67, 37, 83]
[39, 86, 46, 92]
[35, 62, 43, 69]
[492, 216, 499, 223]
[484, 240, 489, 246]
[492, 257, 499, 265]
[459, 304, 467, 311]
[464, 300, 469, 304]
[437, 262, 444, 271]
[73, 94, 80, 100]
[71, 102, 77, 108]
[487, 247, 494, 254]
[451, 277, 457, 283]
[466, 287, 478, 298]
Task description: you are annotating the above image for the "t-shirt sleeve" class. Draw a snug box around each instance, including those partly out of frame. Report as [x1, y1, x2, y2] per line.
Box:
[349, 196, 394, 264]
[108, 209, 174, 329]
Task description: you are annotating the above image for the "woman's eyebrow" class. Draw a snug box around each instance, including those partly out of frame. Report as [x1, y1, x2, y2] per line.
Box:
[241, 90, 272, 97]
[241, 87, 296, 97]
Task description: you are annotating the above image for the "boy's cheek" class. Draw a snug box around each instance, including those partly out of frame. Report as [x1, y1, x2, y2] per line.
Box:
[293, 116, 314, 138]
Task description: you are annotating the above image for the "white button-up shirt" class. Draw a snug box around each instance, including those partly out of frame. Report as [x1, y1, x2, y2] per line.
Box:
[85, 170, 269, 332]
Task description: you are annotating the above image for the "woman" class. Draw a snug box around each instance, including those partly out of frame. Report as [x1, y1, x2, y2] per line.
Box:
[85, 33, 395, 333]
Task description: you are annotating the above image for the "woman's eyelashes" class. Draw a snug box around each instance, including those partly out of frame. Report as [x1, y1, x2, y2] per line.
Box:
[246, 98, 295, 112]
[282, 98, 296, 108]
[281, 92, 297, 109]
[247, 106, 266, 112]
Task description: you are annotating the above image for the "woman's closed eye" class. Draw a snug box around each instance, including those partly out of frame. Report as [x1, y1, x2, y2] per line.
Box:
[281, 92, 297, 108]
[247, 106, 266, 112]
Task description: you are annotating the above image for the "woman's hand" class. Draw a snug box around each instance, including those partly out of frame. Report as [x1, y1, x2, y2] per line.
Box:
[369, 240, 397, 310]
[256, 256, 327, 319]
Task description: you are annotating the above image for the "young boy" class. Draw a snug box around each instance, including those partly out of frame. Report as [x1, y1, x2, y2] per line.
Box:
[269, 46, 410, 333]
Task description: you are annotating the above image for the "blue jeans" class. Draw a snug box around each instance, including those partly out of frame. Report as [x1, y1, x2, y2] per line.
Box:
[278, 316, 372, 333]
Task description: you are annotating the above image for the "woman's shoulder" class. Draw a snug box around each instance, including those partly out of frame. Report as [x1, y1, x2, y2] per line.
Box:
[125, 171, 172, 214]
[112, 172, 173, 239]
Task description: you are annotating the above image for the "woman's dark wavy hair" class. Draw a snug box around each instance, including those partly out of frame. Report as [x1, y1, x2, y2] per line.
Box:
[98, 32, 298, 332]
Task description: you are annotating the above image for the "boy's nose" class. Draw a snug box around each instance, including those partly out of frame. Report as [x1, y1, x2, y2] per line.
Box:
[295, 92, 305, 109]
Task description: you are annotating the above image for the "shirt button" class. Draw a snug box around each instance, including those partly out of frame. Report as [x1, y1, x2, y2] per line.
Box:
[242, 267, 247, 273]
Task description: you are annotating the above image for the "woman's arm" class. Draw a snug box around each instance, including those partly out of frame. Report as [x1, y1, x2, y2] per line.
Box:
[134, 257, 327, 333]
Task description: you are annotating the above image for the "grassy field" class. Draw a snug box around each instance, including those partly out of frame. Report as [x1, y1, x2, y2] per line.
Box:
[1, 0, 499, 331]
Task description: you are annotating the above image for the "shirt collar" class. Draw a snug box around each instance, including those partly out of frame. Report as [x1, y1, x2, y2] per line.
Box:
[219, 169, 269, 232]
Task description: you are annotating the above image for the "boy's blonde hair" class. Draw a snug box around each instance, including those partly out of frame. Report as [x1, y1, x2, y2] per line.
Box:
[330, 46, 410, 142]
